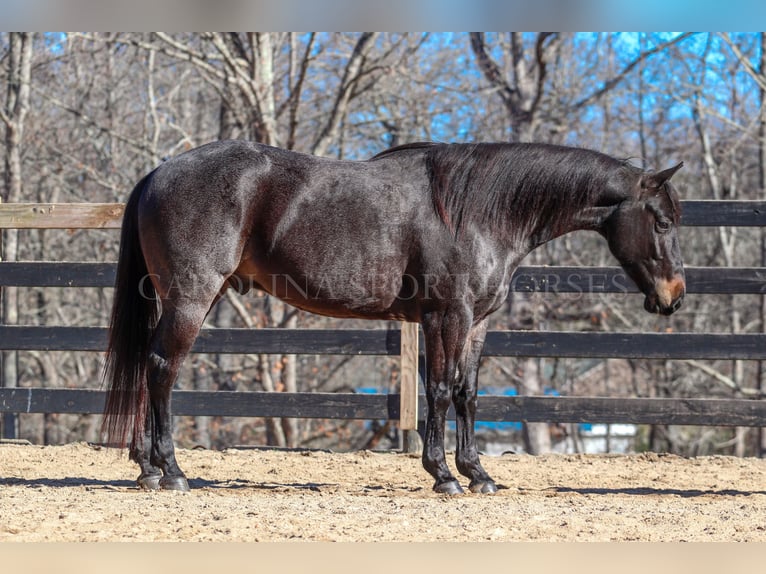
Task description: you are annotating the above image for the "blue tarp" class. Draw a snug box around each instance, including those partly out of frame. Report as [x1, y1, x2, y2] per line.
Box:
[356, 386, 589, 431]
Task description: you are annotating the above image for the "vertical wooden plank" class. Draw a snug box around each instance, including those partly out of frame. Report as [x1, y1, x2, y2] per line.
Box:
[0, 197, 18, 439]
[400, 321, 419, 430]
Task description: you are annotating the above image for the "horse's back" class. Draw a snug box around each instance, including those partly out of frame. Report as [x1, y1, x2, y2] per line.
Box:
[240, 145, 441, 318]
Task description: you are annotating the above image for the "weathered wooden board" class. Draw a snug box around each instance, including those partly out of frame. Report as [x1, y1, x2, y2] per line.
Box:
[1, 262, 764, 294]
[0, 262, 116, 287]
[1, 326, 765, 360]
[2, 388, 765, 427]
[509, 265, 766, 294]
[0, 326, 400, 355]
[0, 200, 764, 229]
[0, 203, 124, 229]
[481, 331, 766, 360]
[399, 322, 420, 430]
[680, 200, 766, 226]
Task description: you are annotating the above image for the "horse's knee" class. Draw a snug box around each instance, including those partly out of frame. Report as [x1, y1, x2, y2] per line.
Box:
[427, 380, 453, 409]
[454, 382, 476, 401]
[453, 384, 478, 416]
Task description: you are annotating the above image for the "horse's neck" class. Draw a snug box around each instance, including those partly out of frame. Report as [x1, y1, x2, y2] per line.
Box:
[523, 186, 622, 250]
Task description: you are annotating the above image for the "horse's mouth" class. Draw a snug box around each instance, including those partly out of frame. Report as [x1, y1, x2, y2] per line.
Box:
[644, 295, 681, 315]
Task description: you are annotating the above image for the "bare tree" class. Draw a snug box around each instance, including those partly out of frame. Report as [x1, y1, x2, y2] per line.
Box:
[1, 32, 32, 438]
[467, 32, 699, 454]
[469, 32, 694, 143]
[721, 32, 766, 456]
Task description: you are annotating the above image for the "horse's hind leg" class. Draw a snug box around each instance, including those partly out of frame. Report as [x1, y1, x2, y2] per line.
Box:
[453, 319, 497, 494]
[131, 410, 161, 490]
[144, 293, 220, 491]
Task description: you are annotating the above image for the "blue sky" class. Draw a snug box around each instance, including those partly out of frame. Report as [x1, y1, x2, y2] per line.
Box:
[7, 1, 766, 32]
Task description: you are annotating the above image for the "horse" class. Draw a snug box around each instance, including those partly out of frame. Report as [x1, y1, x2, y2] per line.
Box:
[102, 140, 685, 494]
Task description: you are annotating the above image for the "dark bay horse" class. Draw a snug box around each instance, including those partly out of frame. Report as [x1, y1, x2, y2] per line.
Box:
[102, 140, 685, 494]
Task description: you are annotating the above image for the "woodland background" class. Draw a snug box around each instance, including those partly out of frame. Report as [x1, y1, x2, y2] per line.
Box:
[2, 32, 766, 456]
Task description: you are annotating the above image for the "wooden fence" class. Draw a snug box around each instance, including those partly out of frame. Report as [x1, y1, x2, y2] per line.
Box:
[2, 200, 766, 441]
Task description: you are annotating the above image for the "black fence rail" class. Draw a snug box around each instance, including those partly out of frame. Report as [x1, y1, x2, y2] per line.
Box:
[2, 389, 765, 428]
[0, 326, 765, 360]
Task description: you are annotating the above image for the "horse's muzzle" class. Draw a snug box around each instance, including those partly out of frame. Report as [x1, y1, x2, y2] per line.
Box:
[645, 274, 685, 315]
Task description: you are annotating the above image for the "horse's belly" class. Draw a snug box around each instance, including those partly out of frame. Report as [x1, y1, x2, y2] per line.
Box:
[233, 258, 409, 320]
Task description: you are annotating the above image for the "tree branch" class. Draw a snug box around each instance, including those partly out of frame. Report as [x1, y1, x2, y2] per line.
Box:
[31, 85, 158, 158]
[311, 32, 379, 156]
[528, 33, 559, 119]
[283, 32, 315, 150]
[683, 359, 761, 397]
[572, 32, 695, 111]
[720, 33, 766, 93]
[469, 32, 515, 113]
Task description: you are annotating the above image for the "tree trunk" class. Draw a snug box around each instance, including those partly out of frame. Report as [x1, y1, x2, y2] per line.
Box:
[758, 32, 766, 458]
[1, 32, 32, 440]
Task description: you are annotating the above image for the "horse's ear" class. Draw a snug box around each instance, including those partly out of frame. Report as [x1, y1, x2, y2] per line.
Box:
[641, 162, 683, 190]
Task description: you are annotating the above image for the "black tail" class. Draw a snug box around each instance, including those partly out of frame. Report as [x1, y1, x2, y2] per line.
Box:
[101, 172, 160, 450]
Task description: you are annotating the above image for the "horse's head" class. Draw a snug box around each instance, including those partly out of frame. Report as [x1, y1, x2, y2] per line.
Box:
[603, 162, 685, 316]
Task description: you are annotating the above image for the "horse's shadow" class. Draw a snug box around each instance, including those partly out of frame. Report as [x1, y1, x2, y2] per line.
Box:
[190, 478, 339, 491]
[192, 479, 426, 493]
[0, 476, 341, 491]
[0, 477, 137, 489]
[0, 476, 427, 492]
[550, 486, 766, 498]
[4, 478, 763, 497]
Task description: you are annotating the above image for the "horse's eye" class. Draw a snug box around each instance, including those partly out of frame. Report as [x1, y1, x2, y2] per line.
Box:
[655, 219, 671, 233]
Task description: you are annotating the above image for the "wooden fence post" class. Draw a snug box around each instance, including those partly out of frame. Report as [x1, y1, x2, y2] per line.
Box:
[399, 321, 419, 430]
[0, 196, 18, 439]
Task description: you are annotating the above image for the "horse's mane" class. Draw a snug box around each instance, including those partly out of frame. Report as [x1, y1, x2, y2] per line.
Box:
[369, 141, 440, 160]
[374, 142, 638, 238]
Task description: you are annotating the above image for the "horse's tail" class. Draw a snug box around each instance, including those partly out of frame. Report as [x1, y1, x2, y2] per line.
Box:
[101, 171, 160, 450]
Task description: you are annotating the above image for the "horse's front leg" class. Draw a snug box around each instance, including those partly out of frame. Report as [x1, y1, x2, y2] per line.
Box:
[452, 319, 497, 493]
[421, 310, 470, 494]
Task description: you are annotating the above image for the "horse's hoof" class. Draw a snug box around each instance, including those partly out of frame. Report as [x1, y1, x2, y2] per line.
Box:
[469, 480, 498, 494]
[433, 480, 464, 495]
[159, 475, 190, 492]
[137, 474, 162, 491]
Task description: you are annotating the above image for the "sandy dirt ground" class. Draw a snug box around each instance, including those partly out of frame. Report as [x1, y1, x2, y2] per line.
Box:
[1, 441, 766, 542]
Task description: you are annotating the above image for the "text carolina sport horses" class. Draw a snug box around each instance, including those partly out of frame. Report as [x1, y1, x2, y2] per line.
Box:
[102, 141, 685, 494]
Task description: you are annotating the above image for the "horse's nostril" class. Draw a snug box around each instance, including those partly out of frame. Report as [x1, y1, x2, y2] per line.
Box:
[663, 295, 684, 315]
[670, 277, 685, 299]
